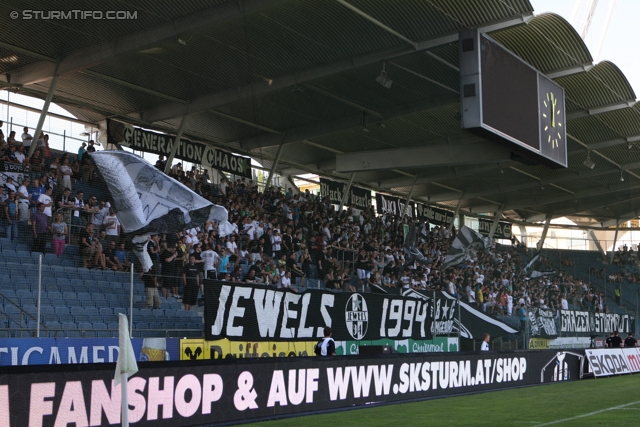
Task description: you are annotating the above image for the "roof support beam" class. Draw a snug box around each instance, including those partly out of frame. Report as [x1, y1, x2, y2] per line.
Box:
[336, 141, 510, 172]
[142, 12, 533, 123]
[29, 72, 59, 157]
[239, 94, 458, 151]
[545, 62, 594, 79]
[566, 100, 636, 120]
[512, 181, 640, 213]
[164, 115, 189, 174]
[338, 173, 356, 212]
[526, 193, 640, 222]
[6, 0, 289, 86]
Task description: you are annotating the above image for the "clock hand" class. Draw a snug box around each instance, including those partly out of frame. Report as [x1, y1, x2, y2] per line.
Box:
[551, 96, 557, 128]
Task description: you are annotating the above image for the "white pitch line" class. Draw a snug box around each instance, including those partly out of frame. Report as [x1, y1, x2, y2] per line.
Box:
[533, 401, 640, 426]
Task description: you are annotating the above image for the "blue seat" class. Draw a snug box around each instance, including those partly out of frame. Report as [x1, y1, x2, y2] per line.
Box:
[67, 330, 83, 338]
[75, 314, 89, 323]
[103, 314, 117, 323]
[95, 300, 109, 308]
[77, 292, 91, 301]
[70, 306, 84, 316]
[84, 307, 99, 315]
[61, 322, 77, 331]
[55, 307, 70, 315]
[114, 307, 127, 316]
[48, 291, 62, 300]
[70, 279, 84, 289]
[59, 313, 74, 324]
[99, 307, 113, 316]
[93, 293, 106, 301]
[135, 322, 149, 330]
[152, 309, 164, 317]
[67, 299, 81, 307]
[0, 289, 17, 299]
[77, 322, 92, 330]
[89, 314, 103, 323]
[16, 289, 32, 300]
[107, 322, 119, 330]
[93, 322, 107, 330]
[62, 292, 76, 300]
[81, 300, 95, 308]
[97, 330, 112, 338]
[75, 285, 88, 293]
[40, 306, 55, 315]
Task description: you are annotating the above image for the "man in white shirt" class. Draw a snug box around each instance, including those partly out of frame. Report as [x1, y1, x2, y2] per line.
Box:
[13, 145, 25, 164]
[201, 243, 220, 279]
[481, 333, 490, 351]
[17, 178, 30, 222]
[226, 235, 239, 261]
[21, 127, 33, 147]
[102, 206, 120, 244]
[37, 187, 54, 217]
[280, 271, 297, 293]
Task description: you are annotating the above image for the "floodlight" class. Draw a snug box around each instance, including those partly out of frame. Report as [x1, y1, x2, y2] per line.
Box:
[583, 152, 595, 169]
[376, 62, 393, 89]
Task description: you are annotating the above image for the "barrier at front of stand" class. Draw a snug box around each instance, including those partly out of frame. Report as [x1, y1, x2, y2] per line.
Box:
[0, 349, 584, 427]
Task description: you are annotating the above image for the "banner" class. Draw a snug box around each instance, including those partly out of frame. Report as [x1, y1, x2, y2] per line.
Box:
[585, 348, 640, 377]
[560, 310, 635, 334]
[319, 178, 371, 210]
[375, 193, 414, 217]
[0, 161, 24, 200]
[0, 349, 582, 426]
[528, 308, 558, 338]
[0, 338, 180, 366]
[178, 337, 459, 360]
[403, 289, 518, 339]
[442, 226, 492, 269]
[204, 282, 432, 342]
[478, 218, 512, 239]
[416, 203, 454, 226]
[106, 118, 252, 178]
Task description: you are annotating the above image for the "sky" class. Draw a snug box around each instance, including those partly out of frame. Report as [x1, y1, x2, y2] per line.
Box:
[530, 0, 640, 98]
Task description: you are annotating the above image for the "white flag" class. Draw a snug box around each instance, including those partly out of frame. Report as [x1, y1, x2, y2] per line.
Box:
[114, 313, 138, 386]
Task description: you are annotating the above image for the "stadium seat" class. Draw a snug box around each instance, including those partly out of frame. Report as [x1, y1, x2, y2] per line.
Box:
[77, 292, 91, 301]
[75, 314, 89, 323]
[81, 299, 96, 308]
[59, 314, 74, 324]
[95, 300, 109, 308]
[55, 307, 70, 315]
[77, 322, 92, 330]
[84, 307, 99, 315]
[93, 293, 106, 301]
[93, 322, 107, 330]
[107, 322, 119, 330]
[70, 306, 84, 317]
[89, 315, 103, 323]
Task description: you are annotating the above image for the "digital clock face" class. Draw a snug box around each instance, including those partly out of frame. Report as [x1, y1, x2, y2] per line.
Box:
[538, 74, 567, 166]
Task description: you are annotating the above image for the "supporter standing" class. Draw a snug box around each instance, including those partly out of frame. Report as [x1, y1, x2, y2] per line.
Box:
[16, 177, 30, 222]
[60, 158, 73, 190]
[80, 223, 105, 269]
[201, 243, 220, 280]
[37, 187, 54, 219]
[160, 244, 178, 299]
[49, 213, 67, 256]
[624, 333, 637, 347]
[21, 126, 33, 149]
[517, 303, 527, 332]
[142, 271, 161, 309]
[610, 331, 623, 348]
[31, 203, 48, 252]
[102, 206, 120, 244]
[77, 142, 87, 162]
[4, 190, 18, 241]
[183, 254, 200, 311]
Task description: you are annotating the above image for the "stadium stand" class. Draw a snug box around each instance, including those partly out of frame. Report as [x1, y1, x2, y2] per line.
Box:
[2, 145, 636, 340]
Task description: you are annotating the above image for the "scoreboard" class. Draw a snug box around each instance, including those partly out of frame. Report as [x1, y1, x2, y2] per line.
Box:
[460, 29, 567, 168]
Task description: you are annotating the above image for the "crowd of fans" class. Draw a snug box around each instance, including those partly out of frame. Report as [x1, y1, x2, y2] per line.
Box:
[0, 128, 619, 320]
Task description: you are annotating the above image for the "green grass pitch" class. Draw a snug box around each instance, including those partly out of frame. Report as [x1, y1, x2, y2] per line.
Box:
[243, 374, 640, 426]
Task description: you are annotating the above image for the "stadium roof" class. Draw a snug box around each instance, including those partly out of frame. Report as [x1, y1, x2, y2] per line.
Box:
[1, 0, 640, 227]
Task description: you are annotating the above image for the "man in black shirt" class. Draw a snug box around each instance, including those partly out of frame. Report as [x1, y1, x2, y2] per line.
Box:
[142, 272, 160, 309]
[183, 254, 200, 311]
[610, 331, 623, 348]
[624, 333, 637, 347]
[161, 245, 178, 300]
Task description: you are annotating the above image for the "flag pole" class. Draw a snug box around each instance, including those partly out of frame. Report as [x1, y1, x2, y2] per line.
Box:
[121, 370, 129, 427]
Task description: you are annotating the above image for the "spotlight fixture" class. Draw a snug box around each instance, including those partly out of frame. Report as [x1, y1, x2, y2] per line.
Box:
[375, 62, 393, 89]
[583, 152, 595, 169]
[620, 170, 625, 182]
[361, 111, 369, 132]
[629, 142, 634, 150]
